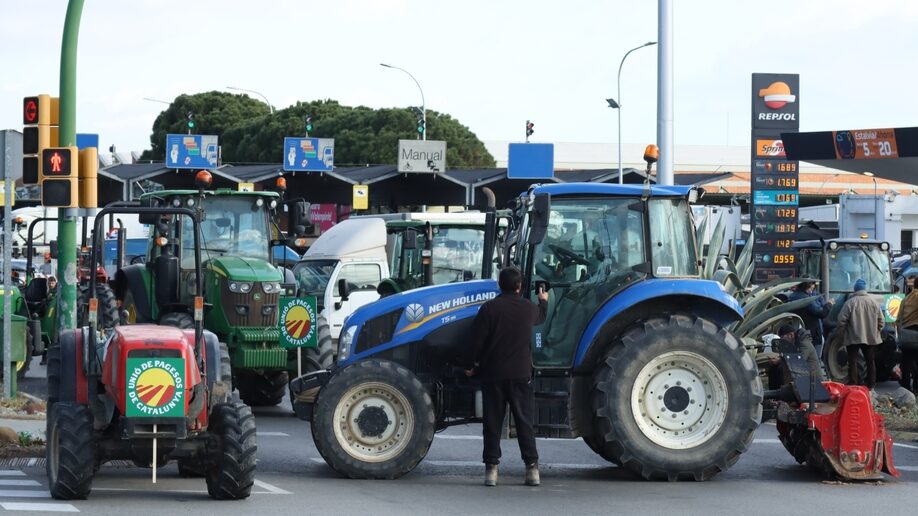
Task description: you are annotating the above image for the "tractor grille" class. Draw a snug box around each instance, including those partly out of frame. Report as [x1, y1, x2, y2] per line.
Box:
[221, 282, 279, 328]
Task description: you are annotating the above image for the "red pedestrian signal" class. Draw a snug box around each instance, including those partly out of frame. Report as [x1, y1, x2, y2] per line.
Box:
[40, 146, 79, 207]
[42, 147, 74, 176]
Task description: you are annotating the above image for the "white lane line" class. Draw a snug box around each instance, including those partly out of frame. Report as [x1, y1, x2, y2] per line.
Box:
[897, 466, 918, 471]
[0, 471, 25, 476]
[253, 479, 291, 495]
[0, 490, 49, 498]
[27, 458, 38, 467]
[434, 436, 787, 444]
[754, 439, 782, 444]
[894, 442, 918, 450]
[93, 486, 289, 495]
[256, 432, 290, 437]
[1, 502, 78, 512]
[0, 480, 41, 487]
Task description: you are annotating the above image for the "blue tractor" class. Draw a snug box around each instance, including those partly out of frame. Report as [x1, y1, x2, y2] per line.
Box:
[291, 180, 762, 481]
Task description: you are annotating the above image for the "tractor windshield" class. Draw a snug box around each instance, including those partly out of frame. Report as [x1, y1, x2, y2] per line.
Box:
[293, 259, 338, 297]
[827, 246, 891, 293]
[391, 226, 487, 285]
[648, 199, 699, 277]
[181, 196, 270, 266]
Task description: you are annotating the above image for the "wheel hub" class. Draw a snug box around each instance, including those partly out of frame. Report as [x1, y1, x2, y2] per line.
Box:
[631, 351, 729, 449]
[355, 405, 391, 438]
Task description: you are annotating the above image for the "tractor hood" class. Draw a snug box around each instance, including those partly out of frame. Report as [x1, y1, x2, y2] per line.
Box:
[339, 280, 500, 365]
[208, 256, 283, 282]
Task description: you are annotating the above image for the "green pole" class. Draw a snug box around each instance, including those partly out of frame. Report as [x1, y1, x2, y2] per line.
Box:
[56, 0, 84, 333]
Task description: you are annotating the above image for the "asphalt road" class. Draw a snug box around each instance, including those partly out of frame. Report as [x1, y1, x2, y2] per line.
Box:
[10, 359, 918, 515]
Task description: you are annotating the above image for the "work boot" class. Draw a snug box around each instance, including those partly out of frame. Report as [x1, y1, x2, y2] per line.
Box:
[525, 463, 540, 486]
[484, 464, 498, 487]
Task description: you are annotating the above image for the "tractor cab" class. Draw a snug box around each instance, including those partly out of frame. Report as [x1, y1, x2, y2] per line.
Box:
[794, 238, 900, 381]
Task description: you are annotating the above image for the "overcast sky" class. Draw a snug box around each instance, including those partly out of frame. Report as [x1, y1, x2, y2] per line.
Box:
[2, 0, 917, 160]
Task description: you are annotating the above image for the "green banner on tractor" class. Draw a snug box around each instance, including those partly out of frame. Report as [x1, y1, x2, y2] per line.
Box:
[279, 296, 318, 348]
[125, 358, 186, 417]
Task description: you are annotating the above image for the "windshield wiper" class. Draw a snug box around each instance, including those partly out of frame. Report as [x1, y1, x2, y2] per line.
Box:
[858, 246, 885, 276]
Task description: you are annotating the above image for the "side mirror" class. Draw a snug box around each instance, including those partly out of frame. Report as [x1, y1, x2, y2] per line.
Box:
[403, 228, 418, 250]
[337, 278, 350, 301]
[290, 200, 310, 237]
[139, 196, 164, 225]
[49, 240, 58, 259]
[527, 193, 551, 245]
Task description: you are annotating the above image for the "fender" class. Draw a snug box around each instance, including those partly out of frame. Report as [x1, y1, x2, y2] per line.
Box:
[340, 280, 500, 366]
[572, 279, 743, 368]
[115, 264, 153, 323]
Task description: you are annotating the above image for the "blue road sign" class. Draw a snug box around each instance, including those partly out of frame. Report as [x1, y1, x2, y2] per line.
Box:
[283, 137, 335, 172]
[165, 133, 219, 169]
[76, 133, 99, 150]
[508, 143, 554, 179]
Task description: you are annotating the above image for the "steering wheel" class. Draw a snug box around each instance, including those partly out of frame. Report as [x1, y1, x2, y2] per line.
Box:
[548, 244, 590, 266]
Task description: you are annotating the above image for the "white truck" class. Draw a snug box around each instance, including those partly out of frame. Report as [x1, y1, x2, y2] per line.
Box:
[292, 212, 490, 344]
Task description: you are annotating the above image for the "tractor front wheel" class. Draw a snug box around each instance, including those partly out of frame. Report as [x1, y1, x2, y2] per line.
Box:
[289, 315, 335, 410]
[238, 370, 288, 406]
[205, 402, 257, 500]
[591, 315, 762, 481]
[78, 283, 120, 329]
[47, 402, 97, 500]
[312, 359, 435, 479]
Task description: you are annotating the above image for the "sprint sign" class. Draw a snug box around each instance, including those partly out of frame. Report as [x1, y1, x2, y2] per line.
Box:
[125, 358, 186, 417]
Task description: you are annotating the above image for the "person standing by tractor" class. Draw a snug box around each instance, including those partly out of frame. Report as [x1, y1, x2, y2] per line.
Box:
[39, 252, 54, 276]
[788, 280, 834, 356]
[896, 271, 918, 393]
[469, 266, 548, 487]
[837, 278, 884, 392]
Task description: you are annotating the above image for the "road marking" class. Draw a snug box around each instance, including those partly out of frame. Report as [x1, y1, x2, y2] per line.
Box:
[0, 502, 78, 512]
[435, 435, 585, 442]
[0, 471, 25, 477]
[0, 490, 49, 498]
[256, 432, 290, 437]
[894, 442, 918, 450]
[897, 466, 918, 471]
[0, 480, 40, 487]
[754, 439, 782, 444]
[253, 479, 291, 494]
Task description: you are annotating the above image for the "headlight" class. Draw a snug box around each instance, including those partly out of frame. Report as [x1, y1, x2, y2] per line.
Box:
[256, 198, 264, 207]
[338, 325, 356, 362]
[829, 241, 839, 250]
[229, 281, 254, 293]
[172, 198, 181, 207]
[262, 281, 282, 294]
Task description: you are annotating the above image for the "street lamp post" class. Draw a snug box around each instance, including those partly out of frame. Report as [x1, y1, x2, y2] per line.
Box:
[226, 86, 275, 115]
[607, 41, 656, 184]
[864, 172, 879, 238]
[142, 97, 171, 105]
[380, 63, 426, 141]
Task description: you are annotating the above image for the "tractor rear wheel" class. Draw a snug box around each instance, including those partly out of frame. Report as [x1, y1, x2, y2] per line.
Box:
[205, 402, 257, 500]
[15, 324, 34, 380]
[823, 336, 866, 383]
[289, 316, 335, 410]
[160, 311, 194, 329]
[238, 370, 288, 406]
[47, 402, 97, 500]
[312, 359, 435, 479]
[591, 315, 762, 481]
[78, 283, 120, 329]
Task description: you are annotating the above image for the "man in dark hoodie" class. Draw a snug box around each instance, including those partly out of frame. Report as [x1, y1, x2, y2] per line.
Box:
[470, 266, 548, 487]
[788, 280, 834, 355]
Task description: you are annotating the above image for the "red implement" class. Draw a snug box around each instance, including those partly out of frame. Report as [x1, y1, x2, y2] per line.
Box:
[784, 382, 899, 480]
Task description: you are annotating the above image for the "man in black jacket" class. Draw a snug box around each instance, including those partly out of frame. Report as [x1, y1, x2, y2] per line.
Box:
[470, 266, 548, 487]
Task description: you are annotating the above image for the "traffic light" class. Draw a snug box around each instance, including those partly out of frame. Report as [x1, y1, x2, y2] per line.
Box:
[40, 146, 79, 207]
[526, 120, 534, 138]
[22, 94, 59, 185]
[417, 117, 425, 135]
[305, 115, 313, 133]
[187, 112, 195, 132]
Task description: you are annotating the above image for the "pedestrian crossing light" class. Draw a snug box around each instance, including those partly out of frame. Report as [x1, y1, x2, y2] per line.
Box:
[40, 146, 79, 207]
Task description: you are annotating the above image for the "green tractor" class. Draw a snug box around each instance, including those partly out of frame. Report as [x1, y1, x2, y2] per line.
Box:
[0, 280, 30, 383]
[114, 173, 309, 406]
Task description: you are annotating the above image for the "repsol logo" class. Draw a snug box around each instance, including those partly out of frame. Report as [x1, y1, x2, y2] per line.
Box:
[758, 112, 796, 121]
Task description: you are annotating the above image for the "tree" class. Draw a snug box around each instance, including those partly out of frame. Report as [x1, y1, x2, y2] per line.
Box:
[144, 96, 495, 168]
[140, 92, 270, 161]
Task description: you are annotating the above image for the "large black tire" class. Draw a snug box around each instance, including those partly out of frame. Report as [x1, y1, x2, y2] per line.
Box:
[47, 343, 61, 409]
[160, 311, 194, 329]
[823, 335, 867, 383]
[205, 402, 257, 500]
[312, 359, 435, 479]
[180, 341, 232, 478]
[78, 283, 119, 329]
[238, 370, 288, 406]
[47, 402, 97, 500]
[591, 315, 762, 481]
[16, 324, 33, 380]
[289, 316, 335, 410]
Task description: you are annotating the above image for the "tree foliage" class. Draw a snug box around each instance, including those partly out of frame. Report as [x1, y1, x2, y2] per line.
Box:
[142, 95, 495, 168]
[140, 91, 270, 161]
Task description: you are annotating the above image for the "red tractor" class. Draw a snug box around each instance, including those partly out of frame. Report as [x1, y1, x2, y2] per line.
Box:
[45, 204, 257, 500]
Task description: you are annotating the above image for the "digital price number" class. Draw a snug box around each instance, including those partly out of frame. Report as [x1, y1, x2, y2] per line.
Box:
[775, 239, 794, 249]
[775, 208, 796, 218]
[773, 254, 795, 265]
[774, 193, 797, 203]
[777, 177, 797, 188]
[776, 162, 797, 173]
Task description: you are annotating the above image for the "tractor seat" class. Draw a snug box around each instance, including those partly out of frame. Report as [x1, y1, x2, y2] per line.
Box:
[24, 277, 50, 314]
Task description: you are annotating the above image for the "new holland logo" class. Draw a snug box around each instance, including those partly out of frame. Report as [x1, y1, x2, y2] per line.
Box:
[125, 358, 185, 417]
[279, 296, 318, 348]
[405, 303, 425, 322]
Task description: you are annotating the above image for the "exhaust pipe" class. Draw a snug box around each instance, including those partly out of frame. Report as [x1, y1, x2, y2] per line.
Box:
[482, 187, 496, 209]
